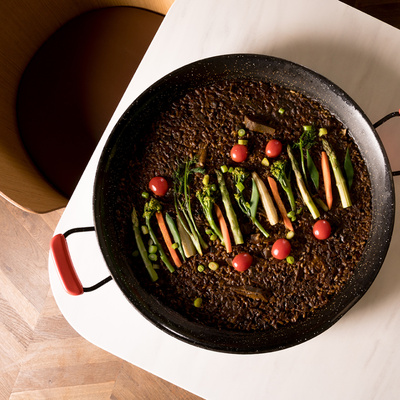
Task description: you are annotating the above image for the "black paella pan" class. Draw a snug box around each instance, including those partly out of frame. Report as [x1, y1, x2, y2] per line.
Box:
[51, 54, 398, 353]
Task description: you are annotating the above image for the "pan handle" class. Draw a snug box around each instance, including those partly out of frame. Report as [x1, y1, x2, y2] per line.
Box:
[373, 109, 400, 177]
[50, 227, 112, 296]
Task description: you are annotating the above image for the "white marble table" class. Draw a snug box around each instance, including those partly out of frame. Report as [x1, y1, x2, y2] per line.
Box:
[49, 0, 400, 399]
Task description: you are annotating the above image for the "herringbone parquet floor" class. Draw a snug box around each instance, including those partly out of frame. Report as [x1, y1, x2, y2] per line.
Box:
[1, 1, 399, 399]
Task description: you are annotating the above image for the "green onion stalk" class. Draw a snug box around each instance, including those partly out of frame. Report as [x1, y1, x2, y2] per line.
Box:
[131, 206, 158, 282]
[231, 167, 269, 238]
[321, 139, 352, 208]
[215, 170, 244, 245]
[143, 198, 175, 273]
[165, 213, 185, 261]
[287, 145, 320, 219]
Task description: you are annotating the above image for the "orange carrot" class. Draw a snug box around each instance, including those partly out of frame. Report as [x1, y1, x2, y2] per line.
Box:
[155, 212, 182, 267]
[321, 151, 333, 210]
[214, 204, 232, 253]
[267, 176, 294, 232]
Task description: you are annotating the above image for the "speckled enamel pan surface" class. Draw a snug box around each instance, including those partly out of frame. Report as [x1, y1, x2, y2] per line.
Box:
[93, 54, 395, 354]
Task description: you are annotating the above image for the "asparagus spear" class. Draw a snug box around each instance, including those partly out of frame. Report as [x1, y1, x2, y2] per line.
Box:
[165, 212, 186, 261]
[321, 139, 352, 208]
[131, 206, 158, 282]
[215, 170, 244, 245]
[287, 145, 320, 219]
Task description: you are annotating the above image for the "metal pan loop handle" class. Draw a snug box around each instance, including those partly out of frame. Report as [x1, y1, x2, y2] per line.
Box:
[50, 227, 112, 296]
[373, 109, 400, 176]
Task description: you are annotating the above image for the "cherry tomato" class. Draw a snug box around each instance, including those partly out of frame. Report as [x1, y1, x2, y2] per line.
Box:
[265, 139, 283, 158]
[230, 144, 248, 162]
[313, 219, 331, 240]
[149, 176, 169, 196]
[271, 238, 291, 260]
[232, 252, 253, 271]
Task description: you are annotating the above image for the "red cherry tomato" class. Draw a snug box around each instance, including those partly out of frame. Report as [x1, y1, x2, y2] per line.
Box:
[265, 139, 283, 158]
[149, 176, 169, 196]
[271, 238, 291, 260]
[232, 252, 253, 271]
[230, 144, 248, 162]
[313, 219, 331, 240]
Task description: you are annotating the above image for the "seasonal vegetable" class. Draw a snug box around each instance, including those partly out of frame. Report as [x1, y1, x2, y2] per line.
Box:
[143, 198, 175, 273]
[155, 211, 182, 267]
[251, 171, 279, 225]
[287, 145, 320, 219]
[165, 213, 185, 260]
[344, 146, 354, 189]
[149, 176, 169, 196]
[215, 170, 244, 245]
[231, 167, 269, 238]
[267, 176, 294, 231]
[173, 159, 208, 255]
[270, 159, 296, 213]
[265, 139, 283, 158]
[176, 211, 196, 258]
[131, 206, 158, 282]
[313, 219, 332, 240]
[196, 177, 224, 244]
[208, 261, 219, 271]
[321, 151, 333, 209]
[321, 139, 352, 208]
[306, 148, 319, 190]
[232, 252, 253, 271]
[214, 203, 232, 253]
[271, 238, 291, 260]
[294, 126, 317, 185]
[230, 144, 248, 162]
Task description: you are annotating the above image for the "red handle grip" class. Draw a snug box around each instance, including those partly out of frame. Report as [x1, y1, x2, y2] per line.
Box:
[50, 233, 84, 295]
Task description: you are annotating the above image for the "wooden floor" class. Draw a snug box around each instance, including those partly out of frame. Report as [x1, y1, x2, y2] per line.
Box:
[0, 195, 201, 400]
[1, 2, 400, 400]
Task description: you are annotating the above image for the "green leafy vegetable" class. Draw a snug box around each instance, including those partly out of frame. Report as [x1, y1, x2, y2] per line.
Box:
[294, 125, 317, 184]
[270, 159, 296, 213]
[196, 176, 224, 244]
[344, 146, 354, 189]
[287, 145, 320, 219]
[231, 167, 269, 238]
[306, 149, 319, 190]
[173, 158, 208, 255]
